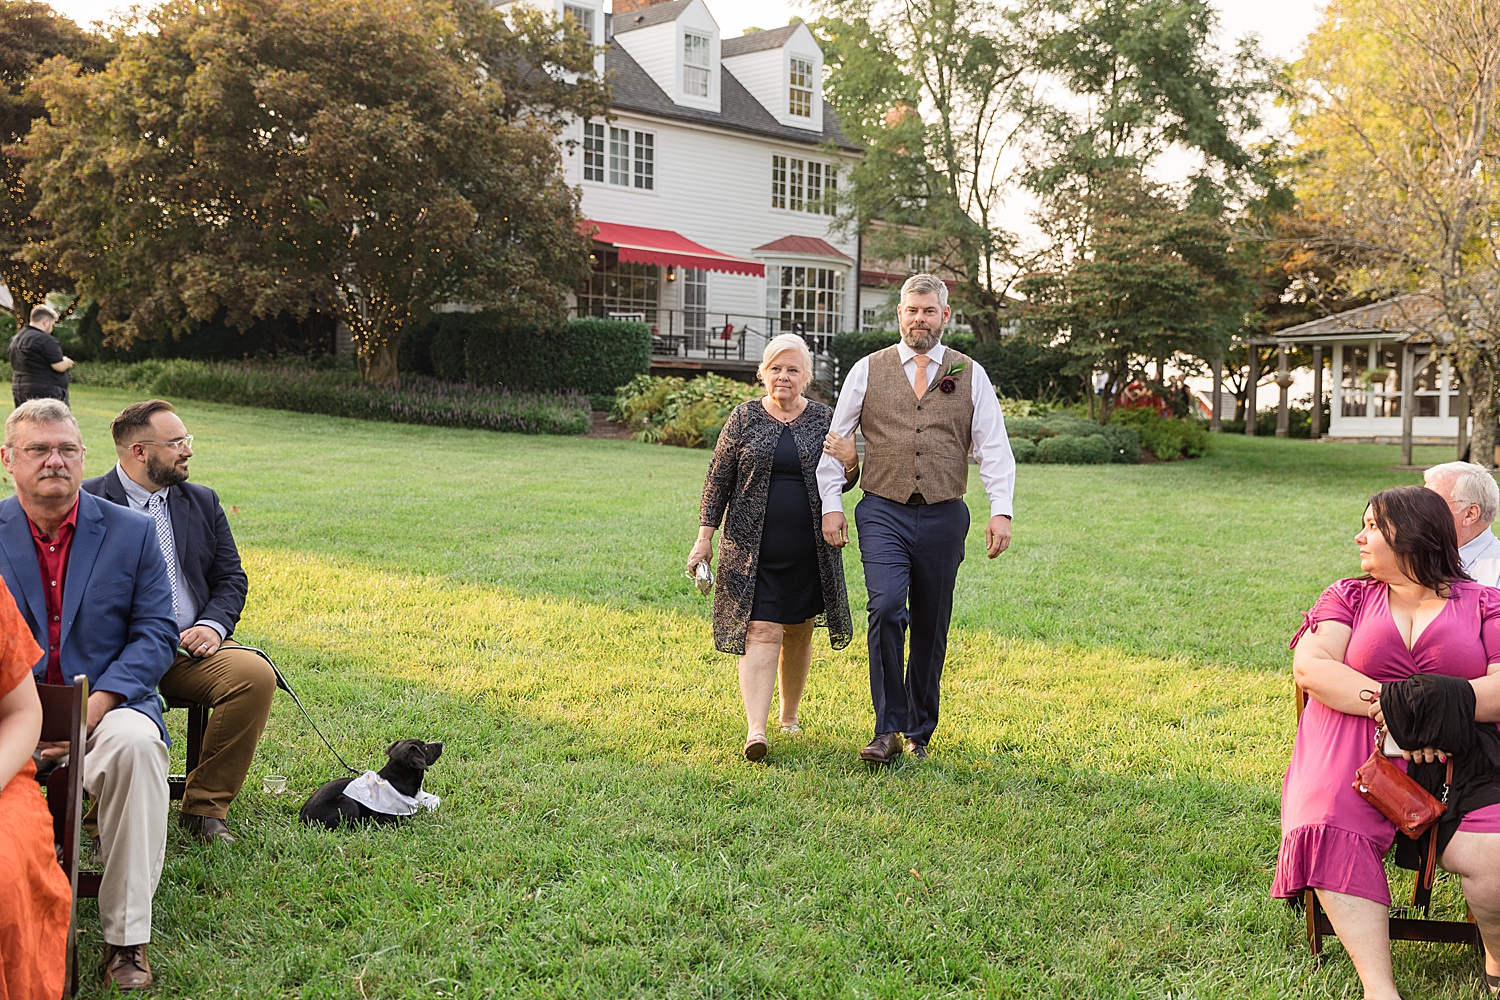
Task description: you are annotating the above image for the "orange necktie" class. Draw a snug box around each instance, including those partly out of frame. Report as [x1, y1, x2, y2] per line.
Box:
[913, 354, 931, 400]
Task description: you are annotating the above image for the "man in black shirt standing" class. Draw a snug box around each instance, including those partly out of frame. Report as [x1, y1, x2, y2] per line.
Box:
[8, 303, 73, 406]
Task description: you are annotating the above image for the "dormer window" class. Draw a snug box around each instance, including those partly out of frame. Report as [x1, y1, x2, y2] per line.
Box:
[789, 58, 814, 118]
[684, 33, 711, 98]
[564, 4, 593, 42]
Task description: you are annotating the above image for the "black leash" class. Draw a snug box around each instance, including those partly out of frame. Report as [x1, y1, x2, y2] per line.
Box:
[236, 645, 361, 775]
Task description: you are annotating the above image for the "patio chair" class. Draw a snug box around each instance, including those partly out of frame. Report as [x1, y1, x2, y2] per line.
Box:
[1292, 685, 1484, 960]
[37, 676, 92, 998]
[708, 323, 739, 360]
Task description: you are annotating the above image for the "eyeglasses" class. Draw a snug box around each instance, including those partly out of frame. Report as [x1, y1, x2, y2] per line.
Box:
[18, 444, 83, 460]
[136, 435, 193, 453]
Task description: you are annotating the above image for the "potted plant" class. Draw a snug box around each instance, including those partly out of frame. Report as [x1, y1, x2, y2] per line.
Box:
[1360, 367, 1390, 387]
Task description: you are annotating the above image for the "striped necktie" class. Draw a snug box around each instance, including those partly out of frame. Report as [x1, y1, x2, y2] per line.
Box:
[147, 493, 182, 623]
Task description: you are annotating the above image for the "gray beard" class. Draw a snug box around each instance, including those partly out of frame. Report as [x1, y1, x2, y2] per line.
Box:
[901, 325, 941, 352]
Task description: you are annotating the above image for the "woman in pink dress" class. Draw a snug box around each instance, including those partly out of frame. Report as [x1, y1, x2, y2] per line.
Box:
[1280, 486, 1500, 999]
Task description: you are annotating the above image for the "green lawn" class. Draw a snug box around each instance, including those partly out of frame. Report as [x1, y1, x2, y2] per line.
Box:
[39, 388, 1488, 998]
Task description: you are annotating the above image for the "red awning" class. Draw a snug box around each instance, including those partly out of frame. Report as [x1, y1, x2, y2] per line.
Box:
[584, 220, 765, 277]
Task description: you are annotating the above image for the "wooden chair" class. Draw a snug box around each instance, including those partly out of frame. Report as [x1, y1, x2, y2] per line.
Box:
[37, 676, 92, 999]
[707, 323, 739, 359]
[1294, 685, 1484, 958]
[164, 695, 208, 801]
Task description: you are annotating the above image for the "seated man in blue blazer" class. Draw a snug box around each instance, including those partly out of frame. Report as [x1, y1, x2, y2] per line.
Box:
[0, 398, 177, 990]
[84, 399, 273, 846]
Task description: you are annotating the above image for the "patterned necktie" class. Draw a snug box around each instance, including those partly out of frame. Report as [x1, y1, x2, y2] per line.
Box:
[147, 493, 182, 623]
[913, 354, 931, 400]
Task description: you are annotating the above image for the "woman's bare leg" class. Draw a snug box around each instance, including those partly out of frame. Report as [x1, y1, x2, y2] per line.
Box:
[1442, 831, 1500, 977]
[739, 621, 783, 740]
[1316, 889, 1401, 999]
[777, 619, 815, 728]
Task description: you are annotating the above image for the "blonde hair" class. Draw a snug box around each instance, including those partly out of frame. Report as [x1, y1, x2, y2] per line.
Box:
[757, 333, 814, 385]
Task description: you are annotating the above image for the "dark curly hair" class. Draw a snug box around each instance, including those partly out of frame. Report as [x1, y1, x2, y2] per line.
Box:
[1367, 485, 1471, 595]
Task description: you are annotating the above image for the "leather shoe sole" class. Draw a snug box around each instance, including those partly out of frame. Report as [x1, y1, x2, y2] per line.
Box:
[179, 813, 236, 844]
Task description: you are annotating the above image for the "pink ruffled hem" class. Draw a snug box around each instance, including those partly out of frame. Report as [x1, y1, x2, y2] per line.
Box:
[1272, 823, 1391, 906]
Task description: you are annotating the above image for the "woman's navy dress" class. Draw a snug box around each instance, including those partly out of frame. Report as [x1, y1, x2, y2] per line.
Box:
[749, 424, 824, 624]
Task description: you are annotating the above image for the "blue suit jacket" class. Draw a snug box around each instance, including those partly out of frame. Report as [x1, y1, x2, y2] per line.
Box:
[0, 490, 178, 741]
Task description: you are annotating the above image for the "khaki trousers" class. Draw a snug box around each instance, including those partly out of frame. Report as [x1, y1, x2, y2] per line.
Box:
[83, 708, 168, 947]
[158, 642, 277, 820]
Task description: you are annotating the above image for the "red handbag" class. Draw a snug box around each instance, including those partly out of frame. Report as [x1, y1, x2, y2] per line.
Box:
[1353, 726, 1450, 839]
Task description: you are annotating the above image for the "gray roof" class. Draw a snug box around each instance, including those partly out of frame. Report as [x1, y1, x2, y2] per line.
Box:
[1273, 295, 1439, 342]
[605, 43, 861, 151]
[611, 0, 692, 34]
[721, 25, 800, 57]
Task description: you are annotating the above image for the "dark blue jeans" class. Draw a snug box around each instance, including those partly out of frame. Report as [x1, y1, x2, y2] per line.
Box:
[855, 494, 968, 744]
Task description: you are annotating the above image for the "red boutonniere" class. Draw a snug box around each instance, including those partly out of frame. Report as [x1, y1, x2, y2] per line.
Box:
[938, 361, 965, 394]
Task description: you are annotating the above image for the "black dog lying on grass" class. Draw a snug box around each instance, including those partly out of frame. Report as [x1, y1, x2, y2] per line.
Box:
[299, 739, 444, 829]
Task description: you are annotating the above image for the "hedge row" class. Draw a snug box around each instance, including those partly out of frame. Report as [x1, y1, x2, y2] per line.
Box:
[66, 360, 589, 435]
[829, 330, 1078, 400]
[1007, 412, 1141, 464]
[402, 315, 650, 407]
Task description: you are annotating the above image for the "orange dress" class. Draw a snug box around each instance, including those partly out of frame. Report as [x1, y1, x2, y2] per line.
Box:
[0, 579, 70, 1000]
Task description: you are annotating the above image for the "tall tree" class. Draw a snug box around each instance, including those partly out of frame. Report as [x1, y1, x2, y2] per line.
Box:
[814, 0, 1039, 343]
[0, 0, 109, 324]
[1017, 169, 1250, 422]
[25, 0, 606, 379]
[1287, 0, 1500, 463]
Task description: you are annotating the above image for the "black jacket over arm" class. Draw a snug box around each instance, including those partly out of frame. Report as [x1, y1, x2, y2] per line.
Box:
[1382, 673, 1500, 857]
[82, 467, 249, 636]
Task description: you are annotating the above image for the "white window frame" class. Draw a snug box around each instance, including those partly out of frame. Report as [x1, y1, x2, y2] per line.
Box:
[789, 57, 814, 118]
[771, 155, 841, 214]
[583, 121, 605, 182]
[563, 4, 593, 42]
[607, 126, 655, 191]
[683, 32, 710, 98]
[771, 154, 787, 209]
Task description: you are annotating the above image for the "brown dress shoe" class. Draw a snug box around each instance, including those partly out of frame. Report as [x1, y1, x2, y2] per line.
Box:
[905, 738, 928, 760]
[859, 732, 904, 764]
[101, 943, 153, 990]
[179, 812, 236, 844]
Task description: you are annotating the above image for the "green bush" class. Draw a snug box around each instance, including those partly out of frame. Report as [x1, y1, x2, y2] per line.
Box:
[67, 359, 589, 434]
[402, 314, 649, 408]
[1010, 437, 1039, 463]
[611, 373, 762, 447]
[1037, 433, 1112, 464]
[1005, 416, 1047, 440]
[968, 337, 1079, 402]
[1100, 423, 1142, 464]
[1109, 408, 1211, 460]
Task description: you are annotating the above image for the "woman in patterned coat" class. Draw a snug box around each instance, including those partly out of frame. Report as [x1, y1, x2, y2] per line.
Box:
[688, 334, 858, 761]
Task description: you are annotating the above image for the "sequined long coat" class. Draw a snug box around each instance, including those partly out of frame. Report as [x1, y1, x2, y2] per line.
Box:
[699, 398, 854, 656]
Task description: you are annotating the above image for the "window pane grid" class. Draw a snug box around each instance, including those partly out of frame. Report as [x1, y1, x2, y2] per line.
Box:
[633, 131, 653, 190]
[577, 252, 660, 324]
[789, 158, 803, 211]
[583, 122, 604, 182]
[770, 265, 845, 336]
[771, 155, 787, 209]
[789, 58, 813, 118]
[609, 126, 629, 186]
[684, 33, 710, 97]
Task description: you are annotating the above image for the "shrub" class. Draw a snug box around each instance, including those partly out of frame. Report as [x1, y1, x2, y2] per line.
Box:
[402, 314, 650, 408]
[968, 337, 1079, 401]
[611, 373, 762, 447]
[1100, 423, 1141, 464]
[1041, 412, 1101, 438]
[1005, 416, 1048, 440]
[1109, 409, 1211, 460]
[1010, 437, 1039, 463]
[1037, 433, 1112, 464]
[68, 359, 589, 434]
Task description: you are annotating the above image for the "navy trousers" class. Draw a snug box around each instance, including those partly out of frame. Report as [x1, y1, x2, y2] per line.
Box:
[855, 494, 968, 745]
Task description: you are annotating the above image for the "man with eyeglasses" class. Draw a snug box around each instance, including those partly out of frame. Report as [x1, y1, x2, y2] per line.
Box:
[0, 397, 178, 990]
[83, 399, 272, 849]
[1423, 460, 1500, 586]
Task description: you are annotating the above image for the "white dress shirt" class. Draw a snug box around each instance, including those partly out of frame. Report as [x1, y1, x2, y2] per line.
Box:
[815, 341, 1016, 518]
[1461, 527, 1500, 587]
[116, 462, 228, 639]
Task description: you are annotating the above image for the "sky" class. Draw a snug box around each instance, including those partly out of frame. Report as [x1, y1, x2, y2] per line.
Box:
[52, 0, 1326, 63]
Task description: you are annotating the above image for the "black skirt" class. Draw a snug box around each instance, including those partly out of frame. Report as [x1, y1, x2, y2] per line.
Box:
[749, 425, 824, 624]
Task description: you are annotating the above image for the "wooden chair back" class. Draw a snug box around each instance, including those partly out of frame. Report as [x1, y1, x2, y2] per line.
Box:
[36, 677, 89, 999]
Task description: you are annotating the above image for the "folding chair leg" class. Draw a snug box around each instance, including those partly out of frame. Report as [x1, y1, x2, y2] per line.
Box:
[1306, 889, 1324, 956]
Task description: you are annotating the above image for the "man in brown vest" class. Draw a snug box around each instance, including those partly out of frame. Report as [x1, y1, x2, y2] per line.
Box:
[816, 274, 1016, 762]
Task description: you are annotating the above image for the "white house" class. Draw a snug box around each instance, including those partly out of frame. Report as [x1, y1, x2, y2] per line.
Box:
[499, 0, 865, 373]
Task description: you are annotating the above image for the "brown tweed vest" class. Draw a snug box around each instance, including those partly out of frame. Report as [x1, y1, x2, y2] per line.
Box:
[860, 344, 975, 504]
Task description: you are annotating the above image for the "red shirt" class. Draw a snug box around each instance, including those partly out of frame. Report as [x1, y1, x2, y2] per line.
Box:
[28, 498, 78, 685]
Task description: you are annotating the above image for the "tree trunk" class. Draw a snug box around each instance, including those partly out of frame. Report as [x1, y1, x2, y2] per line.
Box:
[357, 336, 401, 381]
[1466, 358, 1499, 470]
